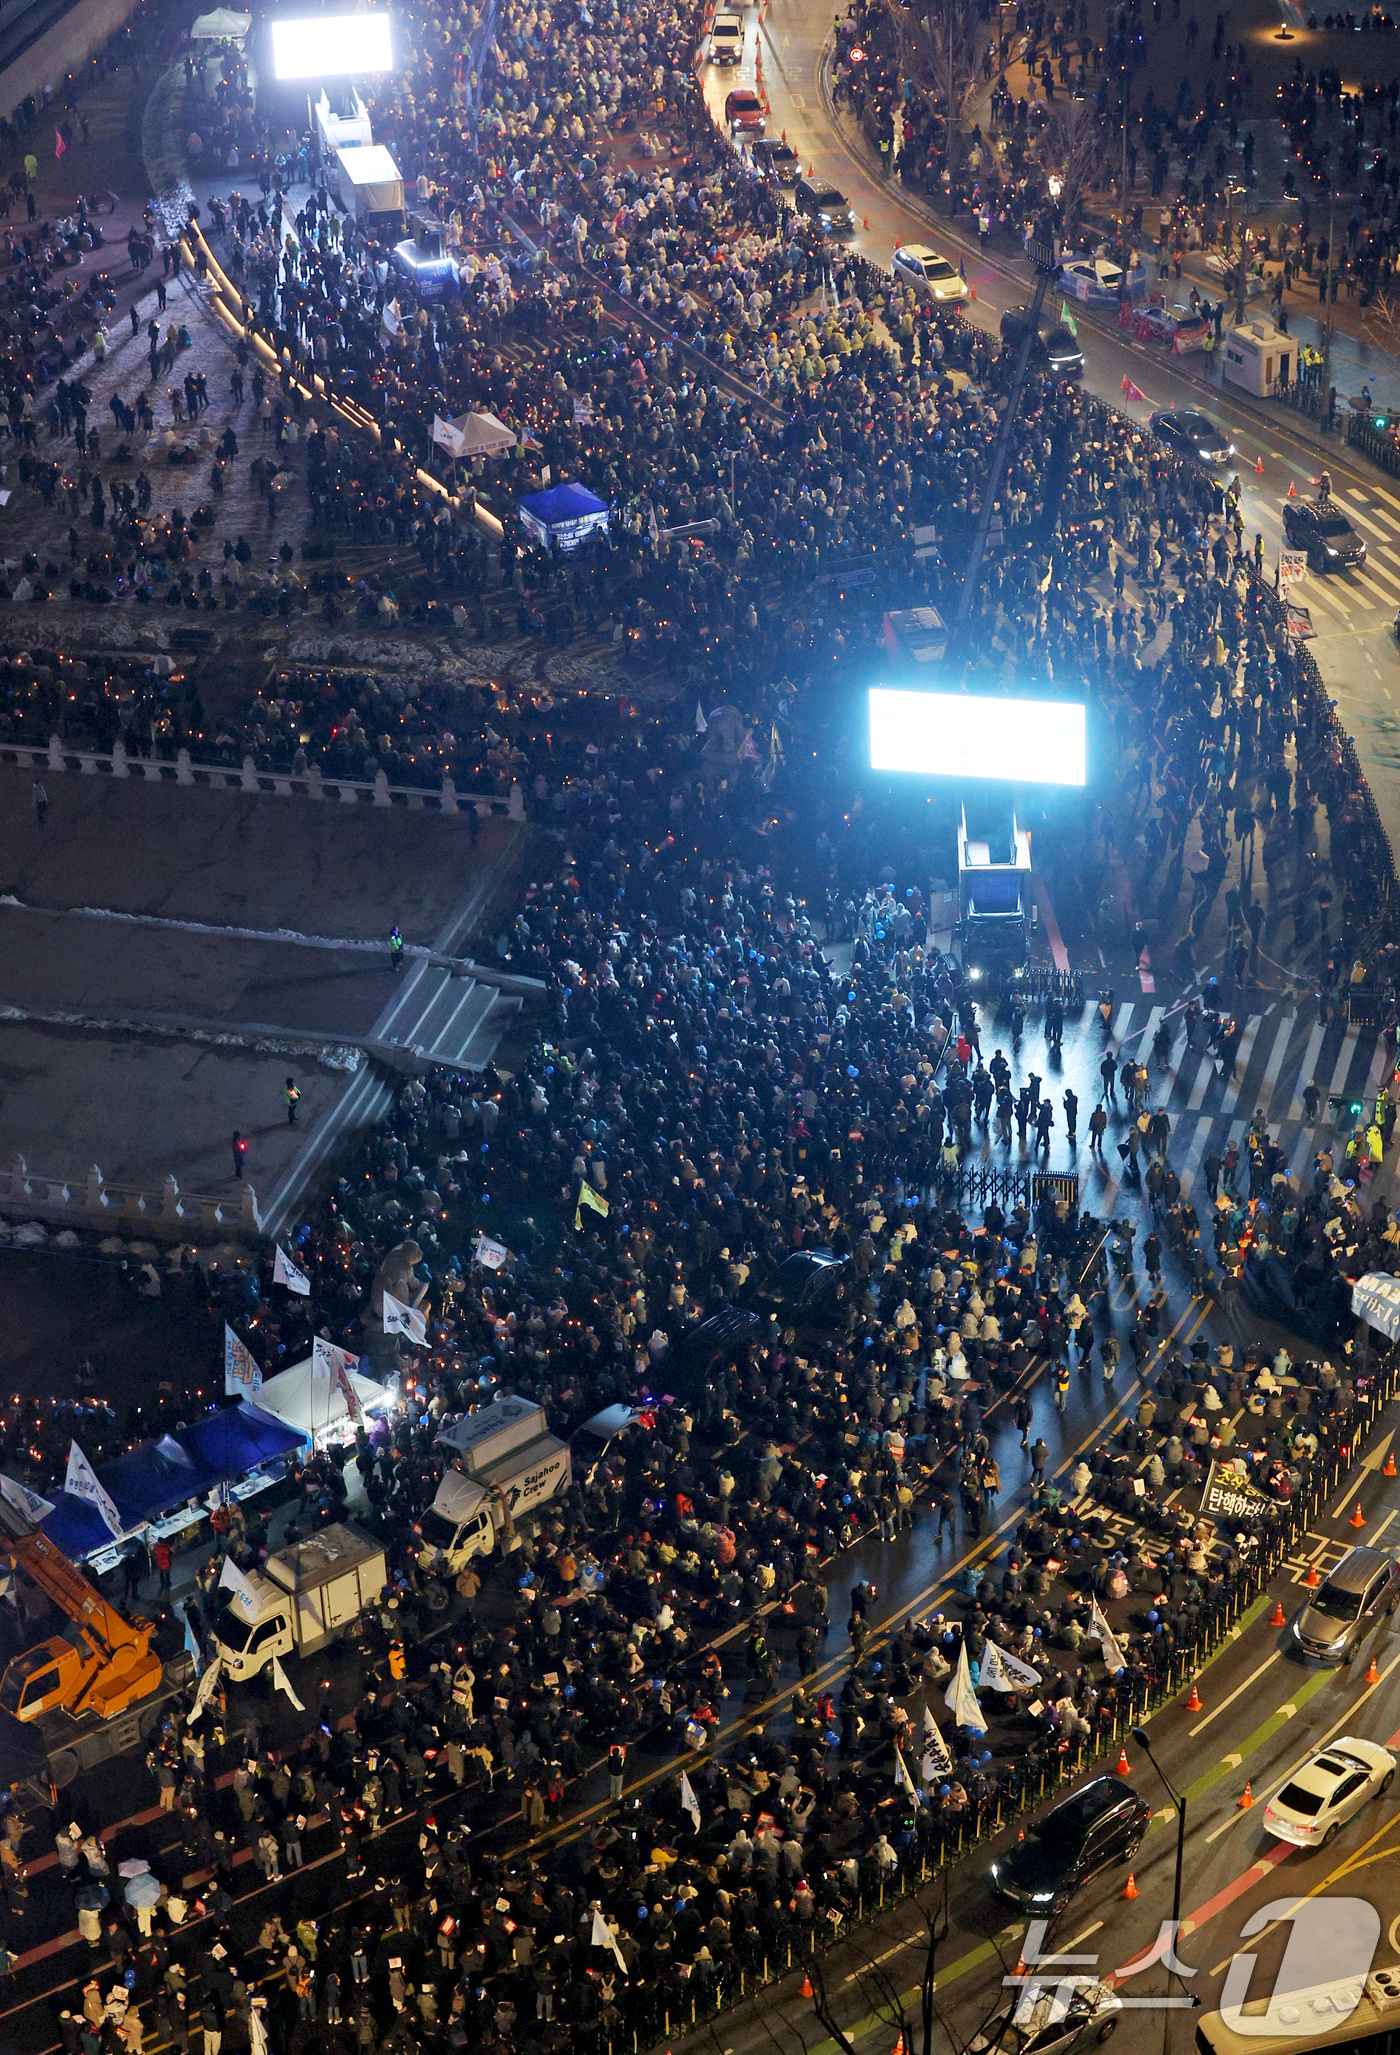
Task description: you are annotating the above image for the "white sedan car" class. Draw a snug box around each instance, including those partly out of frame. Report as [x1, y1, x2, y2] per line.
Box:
[1262, 1738, 1396, 1848]
[967, 1981, 1122, 2055]
[891, 243, 970, 305]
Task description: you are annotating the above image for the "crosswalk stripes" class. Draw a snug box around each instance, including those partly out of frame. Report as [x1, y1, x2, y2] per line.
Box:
[1073, 999, 1395, 1198]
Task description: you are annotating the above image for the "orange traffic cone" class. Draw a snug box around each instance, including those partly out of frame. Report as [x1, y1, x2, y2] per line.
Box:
[1186, 1680, 1202, 1713]
[1288, 479, 1298, 496]
[1305, 1561, 1320, 1587]
[801, 1973, 814, 1999]
[862, 215, 869, 229]
[808, 164, 814, 175]
[781, 128, 787, 141]
[1115, 1745, 1131, 1775]
[1238, 1780, 1254, 1808]
[1255, 454, 1264, 473]
[1384, 1451, 1396, 1477]
[893, 2038, 906, 2055]
[970, 284, 977, 299]
[1270, 1599, 1286, 1627]
[1365, 1652, 1381, 1683]
[895, 235, 901, 249]
[1122, 1871, 1139, 1900]
[1352, 1502, 1367, 1528]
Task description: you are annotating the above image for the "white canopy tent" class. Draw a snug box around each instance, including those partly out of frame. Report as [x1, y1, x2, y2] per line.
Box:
[191, 8, 251, 37]
[431, 410, 516, 461]
[1352, 1272, 1400, 1341]
[253, 1356, 395, 1449]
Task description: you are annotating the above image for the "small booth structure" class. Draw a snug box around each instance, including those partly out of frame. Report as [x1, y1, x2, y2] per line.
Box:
[431, 410, 517, 462]
[39, 1401, 304, 1571]
[518, 481, 611, 553]
[252, 1356, 397, 1452]
[1222, 316, 1292, 398]
[392, 213, 460, 300]
[335, 144, 404, 227]
[191, 6, 251, 39]
[314, 86, 373, 157]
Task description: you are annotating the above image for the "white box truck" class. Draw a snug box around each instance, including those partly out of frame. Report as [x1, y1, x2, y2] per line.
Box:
[212, 1524, 387, 1680]
[417, 1396, 572, 1573]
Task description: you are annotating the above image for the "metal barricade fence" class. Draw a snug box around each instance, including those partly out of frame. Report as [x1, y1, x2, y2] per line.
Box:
[602, 1352, 1399, 2055]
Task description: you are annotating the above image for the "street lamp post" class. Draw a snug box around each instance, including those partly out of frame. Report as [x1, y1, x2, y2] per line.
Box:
[1320, 186, 1337, 432]
[1131, 1726, 1186, 2055]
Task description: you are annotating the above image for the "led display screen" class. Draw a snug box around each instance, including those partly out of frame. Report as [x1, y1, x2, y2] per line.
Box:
[271, 13, 393, 79]
[868, 687, 1086, 786]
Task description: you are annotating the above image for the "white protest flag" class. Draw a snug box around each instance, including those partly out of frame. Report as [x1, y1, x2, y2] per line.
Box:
[978, 1638, 1042, 1693]
[921, 1705, 953, 1778]
[271, 1654, 305, 1712]
[695, 699, 708, 735]
[219, 1554, 260, 1613]
[273, 1245, 311, 1296]
[187, 1655, 223, 1725]
[382, 1290, 428, 1344]
[0, 1474, 54, 1525]
[893, 1744, 922, 1807]
[944, 1641, 988, 1735]
[591, 1906, 629, 1976]
[1089, 1600, 1127, 1677]
[248, 2003, 268, 2055]
[65, 1441, 123, 1537]
[224, 1323, 263, 1397]
[679, 1772, 701, 1831]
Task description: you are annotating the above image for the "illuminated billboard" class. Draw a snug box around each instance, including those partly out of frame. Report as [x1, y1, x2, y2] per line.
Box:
[270, 12, 393, 79]
[868, 687, 1086, 787]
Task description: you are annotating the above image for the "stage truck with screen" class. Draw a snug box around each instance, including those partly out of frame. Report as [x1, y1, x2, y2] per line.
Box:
[867, 687, 1086, 788]
[271, 12, 393, 79]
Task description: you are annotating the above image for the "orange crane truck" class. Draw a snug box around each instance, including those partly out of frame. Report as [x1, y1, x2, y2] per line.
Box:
[0, 1502, 194, 1786]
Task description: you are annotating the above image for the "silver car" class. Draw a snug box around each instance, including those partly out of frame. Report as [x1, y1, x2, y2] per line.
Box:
[1289, 1545, 1400, 1663]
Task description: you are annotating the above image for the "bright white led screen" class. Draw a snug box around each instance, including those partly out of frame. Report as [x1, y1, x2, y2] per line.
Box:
[868, 687, 1086, 787]
[270, 13, 393, 78]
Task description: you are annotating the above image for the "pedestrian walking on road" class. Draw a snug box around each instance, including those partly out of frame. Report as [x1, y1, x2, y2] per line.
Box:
[31, 779, 46, 824]
[231, 1131, 247, 1179]
[285, 1077, 300, 1125]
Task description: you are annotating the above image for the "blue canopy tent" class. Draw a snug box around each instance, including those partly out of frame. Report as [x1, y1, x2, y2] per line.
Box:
[40, 1400, 303, 1561]
[517, 481, 610, 553]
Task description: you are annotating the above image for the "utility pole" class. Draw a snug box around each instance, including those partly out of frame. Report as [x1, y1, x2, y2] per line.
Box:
[1320, 185, 1337, 432]
[950, 231, 1060, 656]
[1120, 70, 1130, 267]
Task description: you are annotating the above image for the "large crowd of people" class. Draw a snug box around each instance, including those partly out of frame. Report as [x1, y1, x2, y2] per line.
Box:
[4, 0, 1400, 2050]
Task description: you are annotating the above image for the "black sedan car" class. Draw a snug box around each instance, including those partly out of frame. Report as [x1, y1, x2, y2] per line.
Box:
[751, 138, 801, 185]
[989, 1775, 1151, 1913]
[1149, 407, 1235, 467]
[1283, 496, 1368, 572]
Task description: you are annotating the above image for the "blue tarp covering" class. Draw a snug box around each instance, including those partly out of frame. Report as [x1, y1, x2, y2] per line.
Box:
[518, 482, 608, 527]
[40, 1402, 303, 1560]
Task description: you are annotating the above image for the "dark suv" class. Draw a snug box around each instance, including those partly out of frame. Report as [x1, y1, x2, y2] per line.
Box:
[1290, 1546, 1400, 1663]
[989, 1775, 1151, 1912]
[1282, 496, 1367, 572]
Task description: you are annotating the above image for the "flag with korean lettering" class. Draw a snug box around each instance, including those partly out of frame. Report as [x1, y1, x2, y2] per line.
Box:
[224, 1324, 263, 1397]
